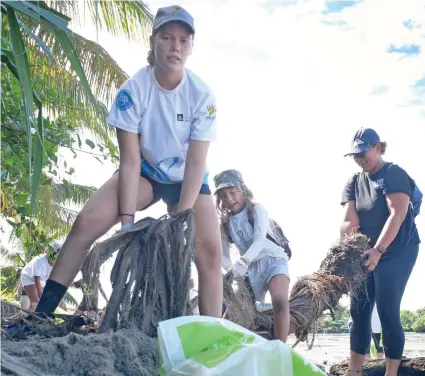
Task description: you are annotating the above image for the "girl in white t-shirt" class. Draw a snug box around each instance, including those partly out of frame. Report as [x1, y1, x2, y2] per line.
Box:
[214, 169, 291, 342]
[35, 6, 223, 318]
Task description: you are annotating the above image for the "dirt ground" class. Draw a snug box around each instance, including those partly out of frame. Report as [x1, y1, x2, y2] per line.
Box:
[287, 332, 425, 367]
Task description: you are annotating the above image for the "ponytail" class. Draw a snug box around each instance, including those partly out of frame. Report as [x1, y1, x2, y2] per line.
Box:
[147, 50, 155, 66]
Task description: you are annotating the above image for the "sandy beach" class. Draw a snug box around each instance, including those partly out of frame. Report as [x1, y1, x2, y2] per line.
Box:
[287, 332, 425, 367]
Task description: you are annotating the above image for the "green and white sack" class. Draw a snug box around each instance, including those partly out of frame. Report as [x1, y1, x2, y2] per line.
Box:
[158, 316, 326, 376]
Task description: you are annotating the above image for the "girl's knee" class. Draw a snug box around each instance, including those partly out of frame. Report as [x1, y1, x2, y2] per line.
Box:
[272, 296, 289, 313]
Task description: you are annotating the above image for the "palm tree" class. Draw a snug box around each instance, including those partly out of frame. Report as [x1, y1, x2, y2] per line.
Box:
[1, 0, 153, 208]
[1, 0, 153, 297]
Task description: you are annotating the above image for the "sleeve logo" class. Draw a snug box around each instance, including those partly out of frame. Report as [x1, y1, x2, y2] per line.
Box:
[116, 89, 134, 111]
[206, 104, 217, 120]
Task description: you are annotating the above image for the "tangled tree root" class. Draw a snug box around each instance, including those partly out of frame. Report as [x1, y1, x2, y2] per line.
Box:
[224, 233, 370, 345]
[1, 212, 195, 376]
[82, 210, 195, 336]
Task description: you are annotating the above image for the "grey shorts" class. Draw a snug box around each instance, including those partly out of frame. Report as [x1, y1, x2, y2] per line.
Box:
[248, 256, 290, 303]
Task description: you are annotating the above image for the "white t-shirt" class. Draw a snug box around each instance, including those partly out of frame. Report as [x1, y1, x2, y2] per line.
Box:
[106, 66, 217, 184]
[20, 255, 53, 287]
[226, 203, 288, 264]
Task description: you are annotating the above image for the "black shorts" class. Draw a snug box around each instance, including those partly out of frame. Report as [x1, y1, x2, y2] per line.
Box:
[114, 169, 211, 211]
[139, 171, 211, 211]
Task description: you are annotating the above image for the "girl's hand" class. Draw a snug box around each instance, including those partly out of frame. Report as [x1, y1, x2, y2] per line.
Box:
[362, 248, 382, 272]
[232, 258, 249, 278]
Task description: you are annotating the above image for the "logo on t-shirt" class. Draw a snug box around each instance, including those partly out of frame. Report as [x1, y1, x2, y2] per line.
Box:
[374, 178, 385, 190]
[116, 89, 133, 111]
[206, 104, 217, 120]
[177, 113, 191, 122]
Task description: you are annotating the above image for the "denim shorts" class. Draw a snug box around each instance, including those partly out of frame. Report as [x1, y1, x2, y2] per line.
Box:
[248, 256, 290, 303]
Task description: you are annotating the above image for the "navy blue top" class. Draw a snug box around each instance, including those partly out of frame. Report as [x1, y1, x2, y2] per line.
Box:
[341, 162, 420, 256]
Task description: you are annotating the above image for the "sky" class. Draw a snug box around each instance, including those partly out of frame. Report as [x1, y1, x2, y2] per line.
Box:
[62, 0, 425, 311]
[2, 0, 423, 311]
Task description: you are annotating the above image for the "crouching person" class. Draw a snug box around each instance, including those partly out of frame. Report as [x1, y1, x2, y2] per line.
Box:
[214, 170, 291, 342]
[20, 241, 62, 311]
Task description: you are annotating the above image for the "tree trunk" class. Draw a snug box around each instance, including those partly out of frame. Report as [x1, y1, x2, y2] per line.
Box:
[329, 357, 425, 376]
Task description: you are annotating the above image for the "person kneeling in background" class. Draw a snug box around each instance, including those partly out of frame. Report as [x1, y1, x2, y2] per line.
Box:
[20, 240, 62, 311]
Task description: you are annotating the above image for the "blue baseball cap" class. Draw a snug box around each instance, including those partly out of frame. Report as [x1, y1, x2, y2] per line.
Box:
[344, 128, 381, 157]
[153, 5, 195, 34]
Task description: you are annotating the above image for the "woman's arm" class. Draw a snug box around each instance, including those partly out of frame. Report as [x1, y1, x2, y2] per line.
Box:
[116, 129, 141, 226]
[340, 201, 359, 237]
[241, 204, 271, 263]
[176, 140, 210, 212]
[374, 192, 410, 250]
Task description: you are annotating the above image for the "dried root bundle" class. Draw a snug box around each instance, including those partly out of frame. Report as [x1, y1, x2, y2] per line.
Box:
[224, 233, 370, 344]
[82, 210, 195, 336]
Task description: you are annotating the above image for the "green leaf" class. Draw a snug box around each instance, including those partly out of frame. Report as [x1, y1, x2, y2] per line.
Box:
[6, 220, 16, 227]
[53, 29, 96, 105]
[94, 156, 104, 165]
[5, 145, 13, 157]
[18, 18, 56, 64]
[6, 1, 69, 30]
[85, 139, 95, 149]
[31, 108, 44, 211]
[16, 193, 28, 206]
[3, 1, 40, 21]
[7, 6, 34, 206]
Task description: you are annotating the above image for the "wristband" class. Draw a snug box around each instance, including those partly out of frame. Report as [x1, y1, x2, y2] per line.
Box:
[122, 223, 133, 231]
[120, 214, 135, 218]
[376, 245, 386, 254]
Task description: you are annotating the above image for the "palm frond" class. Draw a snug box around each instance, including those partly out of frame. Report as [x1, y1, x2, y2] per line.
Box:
[63, 290, 78, 306]
[70, 32, 129, 106]
[51, 181, 96, 206]
[24, 23, 129, 108]
[47, 0, 153, 43]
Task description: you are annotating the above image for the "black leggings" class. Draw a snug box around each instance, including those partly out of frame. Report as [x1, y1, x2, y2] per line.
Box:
[350, 244, 419, 359]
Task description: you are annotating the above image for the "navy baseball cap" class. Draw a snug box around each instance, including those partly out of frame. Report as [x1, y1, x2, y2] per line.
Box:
[214, 170, 244, 194]
[153, 5, 195, 34]
[344, 128, 381, 157]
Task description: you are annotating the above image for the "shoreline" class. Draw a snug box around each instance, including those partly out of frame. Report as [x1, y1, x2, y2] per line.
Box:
[286, 332, 425, 367]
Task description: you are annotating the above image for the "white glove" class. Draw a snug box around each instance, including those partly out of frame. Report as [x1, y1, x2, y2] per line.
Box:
[232, 258, 250, 278]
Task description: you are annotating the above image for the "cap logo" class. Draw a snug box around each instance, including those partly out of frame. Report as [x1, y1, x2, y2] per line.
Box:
[171, 6, 181, 13]
[353, 139, 364, 148]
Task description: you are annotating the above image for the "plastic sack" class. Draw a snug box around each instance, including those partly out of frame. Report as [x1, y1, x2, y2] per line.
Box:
[158, 315, 326, 376]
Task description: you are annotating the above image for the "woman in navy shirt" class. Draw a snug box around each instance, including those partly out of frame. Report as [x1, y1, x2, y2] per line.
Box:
[340, 128, 420, 376]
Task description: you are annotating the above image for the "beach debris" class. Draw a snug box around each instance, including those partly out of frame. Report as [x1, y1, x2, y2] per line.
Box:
[223, 233, 370, 346]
